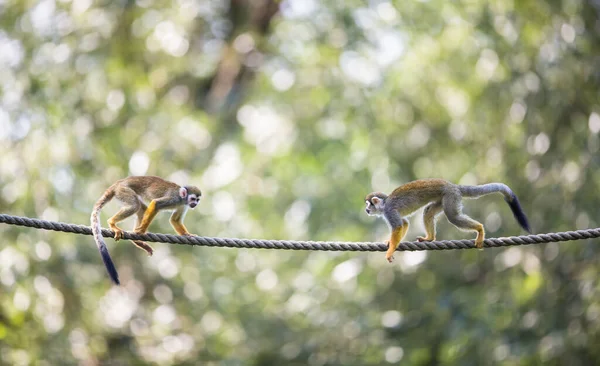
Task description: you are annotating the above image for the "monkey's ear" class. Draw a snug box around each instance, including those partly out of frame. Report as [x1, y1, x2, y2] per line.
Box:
[371, 197, 382, 205]
[179, 187, 188, 198]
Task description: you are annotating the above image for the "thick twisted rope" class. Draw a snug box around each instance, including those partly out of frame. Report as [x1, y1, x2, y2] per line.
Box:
[0, 214, 598, 252]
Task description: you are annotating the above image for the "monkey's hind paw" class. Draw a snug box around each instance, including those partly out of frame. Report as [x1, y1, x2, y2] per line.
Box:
[113, 229, 124, 241]
[416, 236, 434, 242]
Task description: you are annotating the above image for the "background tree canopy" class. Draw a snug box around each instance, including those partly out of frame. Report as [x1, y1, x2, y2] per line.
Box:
[1, 0, 600, 364]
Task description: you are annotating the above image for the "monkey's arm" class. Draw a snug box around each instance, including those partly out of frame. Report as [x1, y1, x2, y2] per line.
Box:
[135, 197, 179, 234]
[417, 201, 443, 242]
[135, 200, 159, 234]
[384, 208, 409, 263]
[170, 207, 192, 236]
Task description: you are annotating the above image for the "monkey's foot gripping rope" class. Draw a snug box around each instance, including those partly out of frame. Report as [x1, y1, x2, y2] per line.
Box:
[1, 214, 599, 252]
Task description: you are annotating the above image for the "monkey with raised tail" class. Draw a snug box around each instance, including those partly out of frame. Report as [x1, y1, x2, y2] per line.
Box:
[91, 176, 202, 284]
[365, 179, 531, 262]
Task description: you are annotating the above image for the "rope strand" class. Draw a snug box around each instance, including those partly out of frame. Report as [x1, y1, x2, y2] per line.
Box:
[1, 214, 598, 252]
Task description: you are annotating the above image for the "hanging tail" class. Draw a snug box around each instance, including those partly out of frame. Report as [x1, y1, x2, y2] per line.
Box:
[90, 188, 120, 285]
[504, 193, 531, 233]
[459, 183, 531, 233]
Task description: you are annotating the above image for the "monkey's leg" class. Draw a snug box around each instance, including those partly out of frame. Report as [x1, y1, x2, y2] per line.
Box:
[107, 205, 138, 241]
[417, 201, 443, 242]
[170, 207, 191, 236]
[132, 202, 154, 256]
[108, 186, 141, 241]
[386, 215, 409, 263]
[442, 196, 485, 248]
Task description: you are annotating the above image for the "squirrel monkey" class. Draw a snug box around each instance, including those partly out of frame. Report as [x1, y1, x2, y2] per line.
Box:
[365, 179, 531, 262]
[90, 176, 202, 284]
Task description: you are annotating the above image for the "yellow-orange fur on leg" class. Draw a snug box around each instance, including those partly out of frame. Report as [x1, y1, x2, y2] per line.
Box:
[474, 225, 485, 249]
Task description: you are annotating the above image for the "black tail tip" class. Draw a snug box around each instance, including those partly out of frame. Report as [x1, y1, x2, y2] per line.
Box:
[505, 194, 531, 233]
[100, 246, 120, 285]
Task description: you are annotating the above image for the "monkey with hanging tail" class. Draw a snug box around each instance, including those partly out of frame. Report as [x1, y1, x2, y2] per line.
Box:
[91, 176, 202, 284]
[365, 179, 531, 263]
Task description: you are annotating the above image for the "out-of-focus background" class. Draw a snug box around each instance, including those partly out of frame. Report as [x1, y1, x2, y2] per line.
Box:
[1, 0, 599, 364]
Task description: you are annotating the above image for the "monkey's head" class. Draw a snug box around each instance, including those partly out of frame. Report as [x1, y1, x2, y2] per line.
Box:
[365, 192, 388, 216]
[180, 186, 202, 209]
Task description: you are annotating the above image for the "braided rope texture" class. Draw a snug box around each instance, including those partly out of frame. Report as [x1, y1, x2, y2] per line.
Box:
[1, 214, 599, 252]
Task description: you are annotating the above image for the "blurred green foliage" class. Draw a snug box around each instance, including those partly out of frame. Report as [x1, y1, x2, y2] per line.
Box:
[1, 0, 600, 364]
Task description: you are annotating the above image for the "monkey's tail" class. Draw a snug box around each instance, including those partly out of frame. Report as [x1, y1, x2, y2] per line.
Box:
[459, 183, 531, 233]
[90, 188, 120, 285]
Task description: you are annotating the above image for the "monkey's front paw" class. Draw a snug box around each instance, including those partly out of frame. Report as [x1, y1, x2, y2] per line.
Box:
[385, 241, 395, 263]
[385, 240, 394, 263]
[113, 229, 124, 241]
[475, 240, 484, 249]
[416, 236, 433, 242]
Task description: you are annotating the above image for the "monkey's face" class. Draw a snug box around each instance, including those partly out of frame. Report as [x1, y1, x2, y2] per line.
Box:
[187, 194, 201, 209]
[365, 194, 385, 216]
[181, 186, 202, 209]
